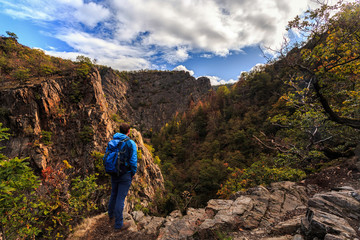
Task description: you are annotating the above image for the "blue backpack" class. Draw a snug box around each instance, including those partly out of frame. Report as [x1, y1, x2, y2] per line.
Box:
[103, 137, 130, 175]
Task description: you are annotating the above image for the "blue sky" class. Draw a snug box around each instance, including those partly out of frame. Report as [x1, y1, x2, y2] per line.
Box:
[0, 0, 349, 85]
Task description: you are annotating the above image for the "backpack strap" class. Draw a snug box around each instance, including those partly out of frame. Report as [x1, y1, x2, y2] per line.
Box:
[117, 138, 130, 151]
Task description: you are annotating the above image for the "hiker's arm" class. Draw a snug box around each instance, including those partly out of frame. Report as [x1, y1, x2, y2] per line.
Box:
[129, 141, 137, 177]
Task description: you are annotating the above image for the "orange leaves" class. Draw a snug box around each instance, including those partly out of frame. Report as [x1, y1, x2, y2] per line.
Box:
[41, 163, 69, 194]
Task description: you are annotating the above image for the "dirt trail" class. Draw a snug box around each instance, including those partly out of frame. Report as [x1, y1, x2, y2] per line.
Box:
[70, 214, 156, 240]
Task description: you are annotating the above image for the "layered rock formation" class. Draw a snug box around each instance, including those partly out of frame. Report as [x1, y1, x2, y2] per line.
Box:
[302, 187, 360, 239]
[148, 181, 310, 240]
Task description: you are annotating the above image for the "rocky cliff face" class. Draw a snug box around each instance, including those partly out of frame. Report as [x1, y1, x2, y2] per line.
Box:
[125, 72, 210, 132]
[99, 68, 211, 132]
[0, 67, 175, 211]
[0, 69, 111, 169]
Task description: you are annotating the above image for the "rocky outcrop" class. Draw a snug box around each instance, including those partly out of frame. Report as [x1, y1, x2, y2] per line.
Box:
[126, 182, 360, 240]
[301, 186, 360, 240]
[117, 181, 308, 240]
[125, 129, 164, 212]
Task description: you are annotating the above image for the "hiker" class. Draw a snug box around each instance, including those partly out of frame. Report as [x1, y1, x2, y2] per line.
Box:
[105, 123, 137, 231]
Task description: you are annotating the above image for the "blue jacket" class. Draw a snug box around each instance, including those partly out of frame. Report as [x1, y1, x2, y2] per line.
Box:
[112, 132, 137, 177]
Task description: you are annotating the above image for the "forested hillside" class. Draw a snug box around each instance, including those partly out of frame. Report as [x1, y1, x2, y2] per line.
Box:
[152, 1, 360, 211]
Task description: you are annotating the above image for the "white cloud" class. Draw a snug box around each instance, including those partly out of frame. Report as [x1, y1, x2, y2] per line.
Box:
[2, 0, 317, 54]
[55, 30, 146, 57]
[109, 0, 316, 54]
[43, 50, 80, 61]
[163, 47, 190, 64]
[173, 65, 194, 76]
[47, 29, 152, 70]
[225, 79, 238, 85]
[2, 0, 54, 21]
[249, 63, 267, 72]
[201, 54, 213, 59]
[55, 0, 83, 8]
[172, 67, 239, 86]
[0, 0, 357, 72]
[0, 0, 110, 27]
[204, 75, 238, 86]
[73, 2, 110, 28]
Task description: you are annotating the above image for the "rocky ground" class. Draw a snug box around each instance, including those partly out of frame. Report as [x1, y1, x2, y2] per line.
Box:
[69, 156, 360, 240]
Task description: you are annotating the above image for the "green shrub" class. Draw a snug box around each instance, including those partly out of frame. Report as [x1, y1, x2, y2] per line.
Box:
[111, 113, 124, 123]
[91, 150, 105, 174]
[217, 161, 306, 199]
[137, 149, 142, 160]
[134, 203, 149, 215]
[69, 81, 82, 103]
[144, 143, 154, 156]
[40, 130, 53, 145]
[78, 125, 94, 143]
[40, 64, 55, 76]
[0, 157, 42, 239]
[215, 230, 233, 240]
[0, 55, 7, 68]
[76, 62, 91, 78]
[6, 31, 18, 40]
[0, 123, 9, 160]
[154, 156, 161, 166]
[76, 55, 92, 65]
[12, 67, 30, 82]
[0, 158, 103, 239]
[70, 173, 102, 215]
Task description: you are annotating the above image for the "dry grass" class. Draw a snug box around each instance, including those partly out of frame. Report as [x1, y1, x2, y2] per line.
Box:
[67, 213, 107, 240]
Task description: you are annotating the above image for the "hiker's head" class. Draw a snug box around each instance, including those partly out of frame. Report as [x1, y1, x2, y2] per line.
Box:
[119, 123, 131, 135]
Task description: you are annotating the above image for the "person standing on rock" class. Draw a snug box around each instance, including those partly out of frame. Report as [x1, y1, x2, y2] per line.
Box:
[106, 123, 137, 231]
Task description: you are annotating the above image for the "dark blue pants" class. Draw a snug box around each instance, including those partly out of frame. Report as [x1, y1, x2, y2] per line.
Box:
[108, 172, 132, 229]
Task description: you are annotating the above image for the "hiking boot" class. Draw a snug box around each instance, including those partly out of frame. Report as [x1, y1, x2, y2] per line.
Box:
[114, 222, 131, 232]
[109, 216, 114, 224]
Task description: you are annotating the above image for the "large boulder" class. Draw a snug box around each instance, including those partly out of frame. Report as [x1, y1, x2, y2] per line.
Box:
[301, 187, 360, 240]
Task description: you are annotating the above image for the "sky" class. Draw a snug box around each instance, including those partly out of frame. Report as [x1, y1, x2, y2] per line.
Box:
[0, 0, 352, 85]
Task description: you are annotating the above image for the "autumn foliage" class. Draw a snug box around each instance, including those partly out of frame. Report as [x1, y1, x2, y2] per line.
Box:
[153, 1, 359, 209]
[0, 124, 104, 239]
